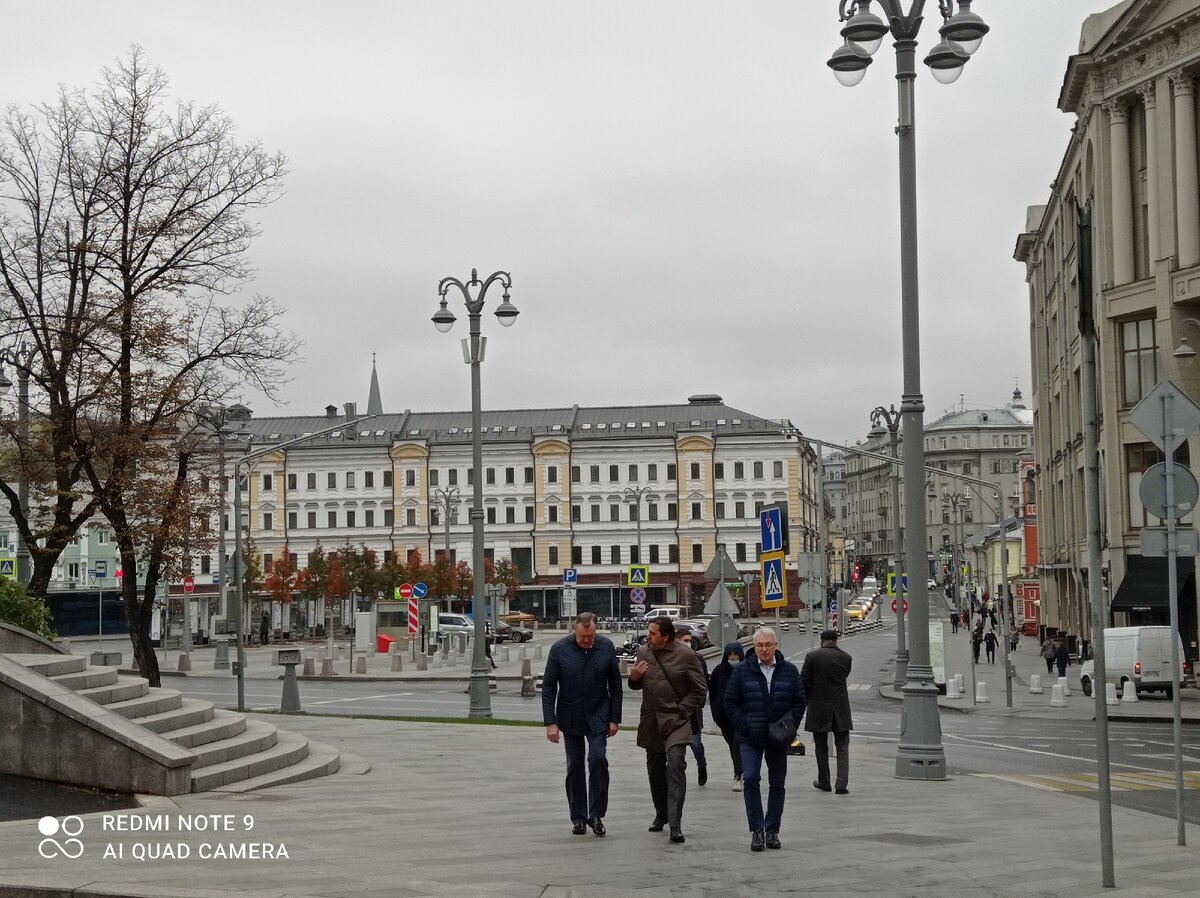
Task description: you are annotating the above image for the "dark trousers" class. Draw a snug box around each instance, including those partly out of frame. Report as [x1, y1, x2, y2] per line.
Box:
[813, 730, 850, 791]
[645, 744, 687, 828]
[689, 731, 707, 768]
[1057, 661, 1067, 677]
[1045, 657, 1054, 674]
[563, 733, 609, 823]
[739, 740, 788, 833]
[986, 646, 995, 664]
[718, 721, 743, 777]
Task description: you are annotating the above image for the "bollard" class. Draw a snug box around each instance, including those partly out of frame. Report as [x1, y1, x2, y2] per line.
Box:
[275, 648, 303, 713]
[320, 657, 334, 677]
[335, 645, 344, 661]
[391, 653, 403, 672]
[441, 639, 449, 657]
[416, 652, 428, 671]
[303, 657, 315, 676]
[316, 648, 326, 665]
[1057, 676, 1071, 697]
[177, 652, 192, 672]
[521, 675, 536, 697]
[1029, 674, 1043, 694]
[355, 653, 367, 675]
[433, 653, 443, 669]
[447, 651, 456, 667]
[1121, 680, 1139, 702]
[620, 658, 630, 677]
[946, 679, 961, 700]
[389, 642, 400, 656]
[533, 644, 543, 660]
[521, 658, 532, 678]
[975, 681, 990, 703]
[1049, 684, 1067, 707]
[213, 642, 230, 670]
[498, 646, 510, 663]
[954, 674, 965, 693]
[518, 646, 527, 661]
[1105, 682, 1119, 706]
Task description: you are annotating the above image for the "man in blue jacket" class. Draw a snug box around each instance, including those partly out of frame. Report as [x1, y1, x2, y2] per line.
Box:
[542, 611, 623, 836]
[724, 626, 806, 852]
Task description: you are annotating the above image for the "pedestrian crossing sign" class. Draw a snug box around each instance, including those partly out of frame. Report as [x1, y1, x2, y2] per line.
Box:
[627, 564, 649, 586]
[0, 558, 13, 578]
[760, 551, 787, 609]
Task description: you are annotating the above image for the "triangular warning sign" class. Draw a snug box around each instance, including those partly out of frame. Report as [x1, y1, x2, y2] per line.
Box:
[764, 563, 783, 597]
[631, 568, 646, 583]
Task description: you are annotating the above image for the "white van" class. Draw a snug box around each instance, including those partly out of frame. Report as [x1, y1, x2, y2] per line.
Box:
[1079, 627, 1186, 698]
[639, 606, 683, 622]
[860, 576, 879, 598]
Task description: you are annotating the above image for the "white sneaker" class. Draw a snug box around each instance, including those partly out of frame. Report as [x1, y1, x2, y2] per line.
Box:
[732, 776, 743, 792]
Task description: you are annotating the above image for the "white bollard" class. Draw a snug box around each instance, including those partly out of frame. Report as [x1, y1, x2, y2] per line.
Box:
[946, 679, 961, 700]
[955, 674, 965, 693]
[416, 652, 428, 671]
[498, 647, 510, 663]
[1029, 674, 1043, 694]
[1049, 684, 1067, 707]
[389, 642, 399, 656]
[1057, 676, 1071, 697]
[355, 653, 367, 674]
[1121, 680, 1139, 703]
[177, 652, 192, 672]
[432, 653, 443, 669]
[518, 646, 527, 661]
[1105, 682, 1119, 706]
[975, 681, 990, 703]
[320, 657, 334, 677]
[446, 651, 456, 667]
[391, 653, 403, 672]
[534, 644, 543, 660]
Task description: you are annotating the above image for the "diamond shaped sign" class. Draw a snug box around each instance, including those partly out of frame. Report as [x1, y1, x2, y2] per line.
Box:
[1129, 379, 1200, 452]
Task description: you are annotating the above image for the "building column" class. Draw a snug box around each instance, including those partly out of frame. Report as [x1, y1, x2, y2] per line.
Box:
[1139, 81, 1161, 263]
[1106, 99, 1135, 285]
[1171, 69, 1200, 268]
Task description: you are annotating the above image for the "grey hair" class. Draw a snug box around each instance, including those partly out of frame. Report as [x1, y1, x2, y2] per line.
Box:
[574, 612, 599, 628]
[754, 626, 778, 643]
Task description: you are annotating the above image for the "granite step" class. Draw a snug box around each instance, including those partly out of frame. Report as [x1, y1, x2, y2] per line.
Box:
[190, 731, 310, 792]
[11, 653, 87, 678]
[160, 708, 243, 747]
[48, 665, 119, 691]
[103, 686, 183, 719]
[190, 719, 278, 770]
[213, 739, 342, 793]
[76, 674, 149, 706]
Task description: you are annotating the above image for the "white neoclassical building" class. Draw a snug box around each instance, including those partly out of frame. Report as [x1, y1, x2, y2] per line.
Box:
[1016, 0, 1200, 661]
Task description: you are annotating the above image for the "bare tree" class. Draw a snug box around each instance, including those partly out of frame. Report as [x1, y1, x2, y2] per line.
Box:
[0, 48, 297, 685]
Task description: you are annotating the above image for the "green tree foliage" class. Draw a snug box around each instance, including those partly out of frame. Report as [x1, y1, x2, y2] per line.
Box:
[0, 578, 55, 639]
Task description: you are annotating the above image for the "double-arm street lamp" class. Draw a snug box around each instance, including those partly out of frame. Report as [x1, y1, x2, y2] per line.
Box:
[943, 491, 970, 611]
[870, 404, 906, 688]
[431, 486, 461, 612]
[432, 268, 518, 719]
[0, 342, 34, 587]
[826, 0, 990, 781]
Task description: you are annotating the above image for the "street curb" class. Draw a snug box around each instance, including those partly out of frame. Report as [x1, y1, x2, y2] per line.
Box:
[877, 685, 979, 715]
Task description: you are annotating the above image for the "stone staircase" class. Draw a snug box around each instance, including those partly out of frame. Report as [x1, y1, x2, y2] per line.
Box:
[9, 653, 340, 793]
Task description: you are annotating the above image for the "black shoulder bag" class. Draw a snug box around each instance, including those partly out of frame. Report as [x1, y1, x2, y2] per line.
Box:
[757, 670, 801, 748]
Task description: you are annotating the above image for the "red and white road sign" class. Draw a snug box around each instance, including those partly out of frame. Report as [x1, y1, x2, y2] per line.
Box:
[830, 612, 839, 629]
[891, 597, 909, 614]
[408, 597, 419, 634]
[183, 575, 195, 593]
[398, 582, 414, 599]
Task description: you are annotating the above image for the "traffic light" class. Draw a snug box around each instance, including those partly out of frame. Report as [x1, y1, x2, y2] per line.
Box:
[852, 563, 862, 582]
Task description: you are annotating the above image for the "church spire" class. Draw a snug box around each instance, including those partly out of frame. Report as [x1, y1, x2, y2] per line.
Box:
[367, 353, 383, 415]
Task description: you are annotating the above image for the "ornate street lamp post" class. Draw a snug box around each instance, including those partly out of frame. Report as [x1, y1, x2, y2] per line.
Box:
[432, 268, 518, 719]
[871, 405, 906, 688]
[827, 0, 989, 780]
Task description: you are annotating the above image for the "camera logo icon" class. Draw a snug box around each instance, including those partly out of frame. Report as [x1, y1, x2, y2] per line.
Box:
[37, 816, 85, 859]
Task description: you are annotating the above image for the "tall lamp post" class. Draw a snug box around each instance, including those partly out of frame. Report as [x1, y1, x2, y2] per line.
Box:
[432, 268, 518, 719]
[871, 404, 906, 688]
[0, 342, 34, 587]
[432, 486, 461, 611]
[827, 0, 989, 780]
[944, 491, 969, 611]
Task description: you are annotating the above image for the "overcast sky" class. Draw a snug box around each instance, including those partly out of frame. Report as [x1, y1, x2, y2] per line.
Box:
[4, 1, 1106, 447]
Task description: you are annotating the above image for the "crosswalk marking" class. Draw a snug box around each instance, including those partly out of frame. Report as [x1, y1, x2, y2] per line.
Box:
[978, 769, 1200, 793]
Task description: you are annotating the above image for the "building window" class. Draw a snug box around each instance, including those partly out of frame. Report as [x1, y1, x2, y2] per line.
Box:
[690, 502, 702, 520]
[200, 556, 211, 574]
[571, 465, 581, 483]
[285, 472, 296, 491]
[648, 503, 659, 521]
[263, 473, 272, 491]
[346, 472, 356, 489]
[590, 465, 600, 483]
[735, 500, 745, 519]
[1122, 318, 1158, 406]
[610, 545, 621, 564]
[591, 504, 601, 522]
[365, 510, 375, 527]
[648, 463, 658, 481]
[736, 543, 747, 563]
[715, 462, 724, 479]
[263, 512, 273, 531]
[487, 507, 496, 524]
[629, 503, 639, 522]
[715, 502, 725, 519]
[591, 545, 602, 565]
[571, 505, 582, 523]
[449, 469, 459, 486]
[307, 511, 317, 529]
[346, 510, 356, 528]
[667, 463, 677, 481]
[431, 508, 440, 526]
[548, 465, 558, 484]
[962, 462, 972, 475]
[690, 462, 700, 480]
[307, 473, 317, 490]
[572, 546, 583, 566]
[691, 544, 703, 563]
[506, 507, 516, 524]
[548, 505, 558, 523]
[428, 469, 438, 486]
[630, 544, 640, 564]
[467, 468, 474, 486]
[669, 544, 679, 564]
[405, 470, 415, 487]
[649, 545, 660, 563]
[734, 461, 744, 479]
[487, 467, 496, 485]
[1126, 442, 1189, 528]
[287, 511, 297, 529]
[549, 546, 559, 566]
[506, 467, 515, 484]
[525, 506, 535, 524]
[263, 553, 273, 574]
[365, 471, 374, 488]
[383, 470, 393, 487]
[609, 465, 619, 482]
[525, 467, 535, 484]
[328, 472, 337, 489]
[610, 505, 620, 522]
[753, 461, 764, 478]
[773, 460, 783, 478]
[328, 511, 338, 528]
[628, 464, 638, 481]
[668, 503, 677, 521]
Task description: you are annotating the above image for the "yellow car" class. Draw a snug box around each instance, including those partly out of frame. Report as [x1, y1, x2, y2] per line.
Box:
[846, 601, 869, 622]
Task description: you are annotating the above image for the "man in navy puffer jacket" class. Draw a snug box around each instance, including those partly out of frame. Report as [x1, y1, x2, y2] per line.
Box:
[724, 626, 806, 852]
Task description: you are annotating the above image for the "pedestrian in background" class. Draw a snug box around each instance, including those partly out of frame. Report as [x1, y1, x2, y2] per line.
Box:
[724, 627, 806, 852]
[984, 628, 998, 664]
[542, 612, 622, 837]
[708, 641, 746, 791]
[802, 629, 853, 797]
[259, 612, 270, 646]
[971, 621, 984, 665]
[676, 629, 709, 786]
[1041, 636, 1056, 674]
[629, 617, 707, 844]
[1054, 638, 1071, 678]
[949, 611, 960, 634]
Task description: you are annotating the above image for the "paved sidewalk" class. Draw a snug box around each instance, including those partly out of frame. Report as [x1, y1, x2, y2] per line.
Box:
[1, 712, 1196, 897]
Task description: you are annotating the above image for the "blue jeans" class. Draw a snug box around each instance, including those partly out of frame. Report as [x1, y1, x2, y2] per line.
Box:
[563, 733, 609, 823]
[689, 732, 707, 767]
[739, 740, 788, 833]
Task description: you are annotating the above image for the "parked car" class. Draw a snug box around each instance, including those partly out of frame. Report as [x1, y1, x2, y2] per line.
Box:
[500, 611, 536, 624]
[437, 613, 475, 637]
[506, 623, 534, 643]
[1080, 626, 1185, 698]
[674, 621, 712, 649]
[486, 620, 513, 643]
[927, 578, 938, 590]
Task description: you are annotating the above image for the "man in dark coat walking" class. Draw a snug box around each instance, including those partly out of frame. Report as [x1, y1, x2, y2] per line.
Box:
[708, 641, 746, 791]
[801, 629, 853, 795]
[724, 627, 807, 852]
[542, 612, 623, 836]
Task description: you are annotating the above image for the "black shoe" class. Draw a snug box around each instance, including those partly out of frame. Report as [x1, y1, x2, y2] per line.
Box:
[813, 780, 832, 792]
[588, 818, 606, 836]
[572, 822, 587, 835]
[750, 829, 765, 852]
[835, 787, 850, 795]
[648, 817, 668, 832]
[766, 831, 781, 850]
[698, 765, 708, 787]
[669, 829, 685, 844]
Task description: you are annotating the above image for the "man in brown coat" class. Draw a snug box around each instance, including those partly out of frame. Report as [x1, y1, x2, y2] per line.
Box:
[629, 616, 708, 844]
[801, 629, 853, 795]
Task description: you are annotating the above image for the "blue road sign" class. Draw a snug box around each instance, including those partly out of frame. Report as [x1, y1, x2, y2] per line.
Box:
[761, 552, 786, 609]
[563, 568, 577, 585]
[412, 581, 429, 599]
[829, 599, 838, 612]
[760, 506, 784, 554]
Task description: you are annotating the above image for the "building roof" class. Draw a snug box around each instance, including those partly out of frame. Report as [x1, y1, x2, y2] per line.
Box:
[926, 406, 1033, 432]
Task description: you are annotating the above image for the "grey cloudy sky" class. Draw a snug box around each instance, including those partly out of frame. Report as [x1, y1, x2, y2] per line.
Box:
[4, 1, 1104, 447]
